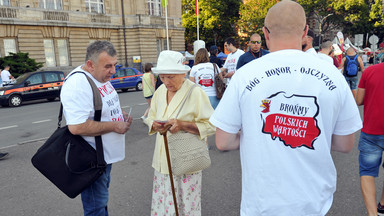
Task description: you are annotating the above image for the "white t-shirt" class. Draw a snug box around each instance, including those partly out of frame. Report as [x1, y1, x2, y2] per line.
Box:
[210, 49, 362, 216]
[60, 66, 125, 164]
[362, 54, 368, 63]
[1, 70, 11, 82]
[223, 49, 245, 84]
[305, 47, 317, 56]
[317, 52, 334, 64]
[190, 62, 220, 97]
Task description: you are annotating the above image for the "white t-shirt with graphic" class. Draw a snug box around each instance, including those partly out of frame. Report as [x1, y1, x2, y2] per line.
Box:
[223, 49, 245, 84]
[210, 49, 362, 216]
[190, 62, 220, 97]
[60, 66, 125, 164]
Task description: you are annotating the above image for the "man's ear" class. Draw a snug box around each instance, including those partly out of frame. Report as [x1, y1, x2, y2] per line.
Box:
[85, 60, 94, 72]
[262, 27, 269, 41]
[302, 25, 308, 40]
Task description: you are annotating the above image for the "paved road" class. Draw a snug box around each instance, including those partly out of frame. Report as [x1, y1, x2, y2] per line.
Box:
[0, 91, 380, 215]
[0, 89, 147, 148]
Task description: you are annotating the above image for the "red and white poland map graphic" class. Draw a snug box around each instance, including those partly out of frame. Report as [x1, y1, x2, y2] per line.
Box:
[260, 92, 321, 149]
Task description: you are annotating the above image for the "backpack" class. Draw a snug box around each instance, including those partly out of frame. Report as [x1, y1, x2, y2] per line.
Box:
[345, 55, 358, 77]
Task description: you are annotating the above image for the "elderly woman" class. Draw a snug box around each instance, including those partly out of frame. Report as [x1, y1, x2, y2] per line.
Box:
[144, 50, 215, 215]
[189, 48, 221, 109]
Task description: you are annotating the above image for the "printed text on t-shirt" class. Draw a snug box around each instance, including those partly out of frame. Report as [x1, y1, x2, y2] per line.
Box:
[98, 82, 115, 97]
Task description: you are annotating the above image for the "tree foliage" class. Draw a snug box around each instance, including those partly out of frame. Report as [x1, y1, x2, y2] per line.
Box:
[0, 52, 44, 77]
[298, 0, 383, 44]
[237, 0, 278, 39]
[182, 0, 241, 49]
[181, 0, 384, 49]
[369, 0, 384, 30]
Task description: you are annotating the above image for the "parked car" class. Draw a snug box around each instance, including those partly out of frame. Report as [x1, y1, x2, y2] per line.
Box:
[0, 71, 65, 107]
[110, 66, 143, 92]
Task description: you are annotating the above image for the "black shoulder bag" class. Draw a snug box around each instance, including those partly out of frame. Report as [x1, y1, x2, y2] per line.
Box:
[31, 72, 106, 199]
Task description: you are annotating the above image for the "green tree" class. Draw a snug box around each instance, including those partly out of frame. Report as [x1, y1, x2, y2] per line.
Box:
[182, 0, 241, 49]
[0, 52, 44, 77]
[237, 0, 278, 45]
[298, 0, 383, 44]
[369, 0, 384, 39]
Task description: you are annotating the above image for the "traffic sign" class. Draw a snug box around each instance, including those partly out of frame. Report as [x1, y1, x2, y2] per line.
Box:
[369, 35, 379, 45]
[354, 34, 363, 46]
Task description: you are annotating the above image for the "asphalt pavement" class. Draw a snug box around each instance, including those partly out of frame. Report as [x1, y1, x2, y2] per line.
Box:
[0, 106, 381, 216]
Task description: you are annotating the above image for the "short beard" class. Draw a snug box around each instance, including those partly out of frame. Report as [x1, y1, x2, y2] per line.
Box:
[302, 44, 307, 51]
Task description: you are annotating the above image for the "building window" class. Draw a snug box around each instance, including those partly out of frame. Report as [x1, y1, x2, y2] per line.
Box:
[39, 0, 62, 10]
[57, 39, 69, 66]
[148, 0, 162, 16]
[156, 38, 170, 56]
[0, 0, 10, 6]
[4, 39, 17, 56]
[44, 39, 56, 67]
[85, 0, 104, 14]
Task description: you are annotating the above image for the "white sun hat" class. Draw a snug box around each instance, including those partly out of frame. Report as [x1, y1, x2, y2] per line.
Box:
[152, 50, 190, 74]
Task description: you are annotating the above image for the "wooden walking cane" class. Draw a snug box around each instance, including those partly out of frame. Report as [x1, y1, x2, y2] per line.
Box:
[160, 127, 179, 216]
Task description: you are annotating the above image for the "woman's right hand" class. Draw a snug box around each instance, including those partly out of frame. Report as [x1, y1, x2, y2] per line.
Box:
[152, 121, 169, 134]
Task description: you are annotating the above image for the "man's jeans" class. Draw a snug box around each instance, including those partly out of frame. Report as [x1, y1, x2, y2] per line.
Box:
[81, 164, 112, 216]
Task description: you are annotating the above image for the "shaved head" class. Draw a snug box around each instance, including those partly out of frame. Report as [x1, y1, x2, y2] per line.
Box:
[346, 47, 356, 56]
[264, 0, 306, 39]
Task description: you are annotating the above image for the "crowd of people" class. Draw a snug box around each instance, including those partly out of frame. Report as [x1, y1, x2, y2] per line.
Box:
[138, 1, 381, 215]
[1, 0, 383, 215]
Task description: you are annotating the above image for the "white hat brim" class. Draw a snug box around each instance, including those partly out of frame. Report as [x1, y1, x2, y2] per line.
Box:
[152, 65, 190, 74]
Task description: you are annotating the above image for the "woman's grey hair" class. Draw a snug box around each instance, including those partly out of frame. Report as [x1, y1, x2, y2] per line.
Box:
[85, 40, 117, 63]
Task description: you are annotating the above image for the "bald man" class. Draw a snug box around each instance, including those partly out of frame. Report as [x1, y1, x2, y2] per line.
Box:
[210, 1, 361, 215]
[236, 33, 269, 70]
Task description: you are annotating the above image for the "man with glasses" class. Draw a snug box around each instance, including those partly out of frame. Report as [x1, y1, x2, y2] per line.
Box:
[210, 1, 361, 215]
[236, 33, 269, 70]
[221, 37, 244, 85]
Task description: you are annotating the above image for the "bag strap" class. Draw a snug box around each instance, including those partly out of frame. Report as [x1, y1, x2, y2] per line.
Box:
[174, 84, 197, 119]
[61, 71, 106, 167]
[212, 63, 219, 75]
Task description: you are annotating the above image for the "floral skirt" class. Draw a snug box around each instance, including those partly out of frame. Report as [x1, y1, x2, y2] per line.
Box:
[151, 170, 202, 216]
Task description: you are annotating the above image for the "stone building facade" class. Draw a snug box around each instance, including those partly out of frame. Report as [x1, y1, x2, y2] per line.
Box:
[0, 0, 185, 71]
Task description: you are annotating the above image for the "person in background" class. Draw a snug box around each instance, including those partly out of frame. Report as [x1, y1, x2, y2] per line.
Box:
[236, 33, 269, 70]
[0, 67, 2, 87]
[378, 48, 384, 63]
[60, 41, 133, 216]
[329, 49, 340, 68]
[302, 28, 317, 56]
[362, 52, 368, 68]
[317, 41, 334, 65]
[210, 1, 361, 215]
[209, 45, 223, 68]
[141, 63, 155, 119]
[221, 37, 244, 85]
[190, 48, 220, 109]
[368, 53, 374, 66]
[1, 66, 15, 86]
[356, 61, 384, 216]
[339, 47, 365, 99]
[144, 50, 215, 215]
